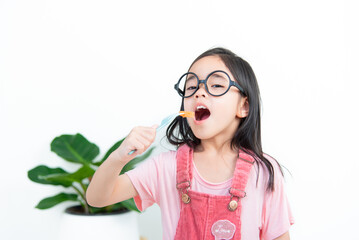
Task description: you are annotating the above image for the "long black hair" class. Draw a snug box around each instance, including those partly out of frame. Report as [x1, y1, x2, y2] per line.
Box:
[166, 47, 282, 192]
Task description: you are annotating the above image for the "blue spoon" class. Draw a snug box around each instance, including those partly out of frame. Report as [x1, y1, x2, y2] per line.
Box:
[128, 112, 183, 155]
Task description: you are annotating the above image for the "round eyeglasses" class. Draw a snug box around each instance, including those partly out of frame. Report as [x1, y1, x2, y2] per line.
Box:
[174, 70, 245, 98]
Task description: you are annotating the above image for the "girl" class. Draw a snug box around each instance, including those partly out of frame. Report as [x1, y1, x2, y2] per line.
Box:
[86, 47, 294, 240]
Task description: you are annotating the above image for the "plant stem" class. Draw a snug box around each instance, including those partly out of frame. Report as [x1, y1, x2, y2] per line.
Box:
[77, 199, 87, 212]
[72, 184, 89, 214]
[79, 181, 93, 214]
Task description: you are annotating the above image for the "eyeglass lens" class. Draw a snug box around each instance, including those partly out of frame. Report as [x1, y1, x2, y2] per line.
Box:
[178, 72, 230, 97]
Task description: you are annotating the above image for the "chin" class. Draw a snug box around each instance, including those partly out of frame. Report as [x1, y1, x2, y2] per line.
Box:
[191, 129, 214, 141]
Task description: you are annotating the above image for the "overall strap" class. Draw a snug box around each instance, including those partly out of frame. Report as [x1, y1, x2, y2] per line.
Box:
[229, 150, 255, 199]
[176, 144, 193, 190]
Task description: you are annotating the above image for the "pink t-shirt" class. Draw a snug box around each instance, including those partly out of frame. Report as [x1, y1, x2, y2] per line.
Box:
[126, 150, 294, 240]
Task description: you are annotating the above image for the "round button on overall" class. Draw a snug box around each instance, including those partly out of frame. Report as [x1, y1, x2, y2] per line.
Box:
[181, 193, 191, 204]
[228, 200, 238, 211]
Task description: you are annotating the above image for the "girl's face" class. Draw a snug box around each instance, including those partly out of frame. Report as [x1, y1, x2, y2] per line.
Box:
[184, 56, 248, 142]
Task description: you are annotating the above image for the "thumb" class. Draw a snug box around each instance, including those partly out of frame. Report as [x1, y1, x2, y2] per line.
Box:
[151, 124, 159, 129]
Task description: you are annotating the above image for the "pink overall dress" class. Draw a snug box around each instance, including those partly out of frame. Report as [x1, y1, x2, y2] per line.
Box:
[174, 145, 254, 240]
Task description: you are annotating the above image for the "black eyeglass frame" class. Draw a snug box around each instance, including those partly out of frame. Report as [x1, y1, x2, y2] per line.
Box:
[174, 70, 246, 98]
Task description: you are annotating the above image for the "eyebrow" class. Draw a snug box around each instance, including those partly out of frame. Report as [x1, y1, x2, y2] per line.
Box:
[210, 73, 227, 79]
[186, 75, 197, 81]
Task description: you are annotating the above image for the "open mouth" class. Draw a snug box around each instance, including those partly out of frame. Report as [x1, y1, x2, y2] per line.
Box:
[195, 106, 211, 121]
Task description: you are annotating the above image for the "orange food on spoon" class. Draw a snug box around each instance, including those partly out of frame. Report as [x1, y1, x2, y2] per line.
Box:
[179, 111, 194, 118]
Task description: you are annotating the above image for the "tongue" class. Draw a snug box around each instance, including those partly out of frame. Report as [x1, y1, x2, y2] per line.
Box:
[195, 109, 210, 121]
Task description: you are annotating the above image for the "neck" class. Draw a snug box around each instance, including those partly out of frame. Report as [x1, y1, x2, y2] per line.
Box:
[193, 137, 239, 183]
[195, 138, 238, 157]
[195, 121, 239, 156]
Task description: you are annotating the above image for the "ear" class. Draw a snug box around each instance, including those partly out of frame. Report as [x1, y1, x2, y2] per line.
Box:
[236, 96, 249, 118]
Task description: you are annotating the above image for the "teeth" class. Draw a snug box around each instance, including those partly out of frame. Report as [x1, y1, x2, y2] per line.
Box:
[196, 105, 207, 110]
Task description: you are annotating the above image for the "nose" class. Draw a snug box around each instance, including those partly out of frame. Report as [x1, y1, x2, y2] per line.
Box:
[195, 83, 207, 98]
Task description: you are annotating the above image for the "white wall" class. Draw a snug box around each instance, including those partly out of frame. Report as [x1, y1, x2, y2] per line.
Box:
[1, 0, 358, 239]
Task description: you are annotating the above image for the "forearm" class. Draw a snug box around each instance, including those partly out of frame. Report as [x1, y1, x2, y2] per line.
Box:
[86, 152, 127, 207]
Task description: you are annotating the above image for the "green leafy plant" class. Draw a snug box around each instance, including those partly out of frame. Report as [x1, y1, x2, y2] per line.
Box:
[28, 133, 154, 215]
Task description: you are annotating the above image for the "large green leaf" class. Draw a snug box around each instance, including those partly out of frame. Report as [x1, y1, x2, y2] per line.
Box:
[69, 165, 95, 181]
[92, 137, 126, 166]
[121, 147, 155, 174]
[51, 133, 99, 164]
[87, 202, 127, 214]
[28, 165, 72, 187]
[45, 165, 95, 185]
[105, 202, 125, 212]
[36, 193, 78, 209]
[120, 198, 140, 212]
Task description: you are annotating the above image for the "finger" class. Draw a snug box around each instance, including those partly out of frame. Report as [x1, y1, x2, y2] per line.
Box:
[130, 140, 146, 155]
[126, 125, 157, 154]
[141, 131, 156, 143]
[132, 126, 156, 136]
[135, 127, 157, 142]
[134, 135, 153, 150]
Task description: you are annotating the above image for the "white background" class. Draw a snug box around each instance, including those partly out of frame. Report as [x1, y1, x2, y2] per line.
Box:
[1, 0, 358, 239]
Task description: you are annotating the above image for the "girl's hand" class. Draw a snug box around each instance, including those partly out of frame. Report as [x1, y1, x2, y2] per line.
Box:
[111, 124, 158, 164]
[86, 125, 157, 207]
